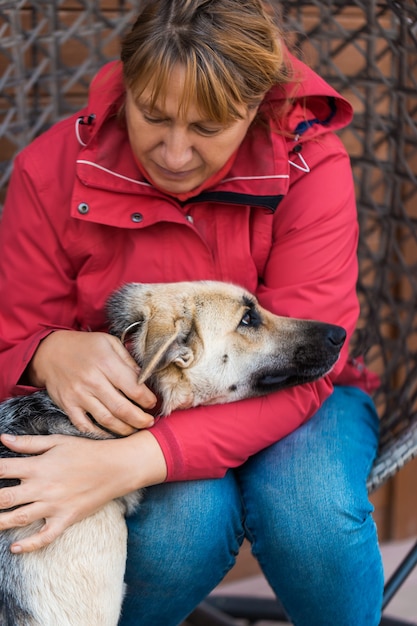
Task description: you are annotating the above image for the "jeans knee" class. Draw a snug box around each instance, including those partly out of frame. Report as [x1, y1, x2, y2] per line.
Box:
[125, 473, 244, 588]
[244, 482, 383, 626]
[236, 388, 383, 625]
[121, 475, 245, 626]
[252, 476, 374, 561]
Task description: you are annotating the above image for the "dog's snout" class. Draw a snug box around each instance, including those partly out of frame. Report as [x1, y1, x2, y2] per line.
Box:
[326, 325, 346, 349]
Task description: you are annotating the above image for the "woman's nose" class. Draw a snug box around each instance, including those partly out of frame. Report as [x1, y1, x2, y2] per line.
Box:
[161, 129, 193, 171]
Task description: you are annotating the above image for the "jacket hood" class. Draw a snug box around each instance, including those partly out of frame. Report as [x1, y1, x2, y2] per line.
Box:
[79, 51, 352, 146]
[73, 52, 353, 213]
[260, 51, 353, 138]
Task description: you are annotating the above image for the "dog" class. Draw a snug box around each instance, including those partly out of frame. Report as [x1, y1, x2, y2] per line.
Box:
[0, 281, 346, 625]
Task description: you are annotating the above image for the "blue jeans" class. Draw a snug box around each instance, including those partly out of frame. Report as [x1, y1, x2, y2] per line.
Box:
[120, 386, 384, 626]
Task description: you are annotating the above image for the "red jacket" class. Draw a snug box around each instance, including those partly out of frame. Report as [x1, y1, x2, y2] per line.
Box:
[0, 55, 377, 481]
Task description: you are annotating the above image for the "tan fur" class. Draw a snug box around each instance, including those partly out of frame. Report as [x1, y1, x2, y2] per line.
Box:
[19, 502, 128, 626]
[109, 281, 345, 415]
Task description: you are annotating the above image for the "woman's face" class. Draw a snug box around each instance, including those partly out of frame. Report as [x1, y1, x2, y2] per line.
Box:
[125, 64, 259, 195]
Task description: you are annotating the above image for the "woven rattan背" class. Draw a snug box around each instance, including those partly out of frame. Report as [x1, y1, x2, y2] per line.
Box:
[277, 0, 417, 492]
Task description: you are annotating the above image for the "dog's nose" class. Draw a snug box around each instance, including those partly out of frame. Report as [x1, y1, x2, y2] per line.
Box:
[326, 325, 347, 349]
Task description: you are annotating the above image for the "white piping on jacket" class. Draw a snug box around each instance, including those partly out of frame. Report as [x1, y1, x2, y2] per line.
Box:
[76, 160, 290, 188]
[288, 152, 310, 173]
[75, 118, 88, 147]
[76, 118, 308, 179]
[76, 160, 153, 187]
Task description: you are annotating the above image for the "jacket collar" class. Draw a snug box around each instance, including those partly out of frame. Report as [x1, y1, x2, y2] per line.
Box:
[74, 53, 353, 210]
[75, 110, 290, 212]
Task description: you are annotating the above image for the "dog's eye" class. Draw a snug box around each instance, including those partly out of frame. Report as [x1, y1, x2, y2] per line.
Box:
[239, 309, 261, 328]
[240, 311, 251, 326]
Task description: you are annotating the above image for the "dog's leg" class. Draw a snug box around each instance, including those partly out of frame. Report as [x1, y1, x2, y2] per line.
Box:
[1, 501, 128, 626]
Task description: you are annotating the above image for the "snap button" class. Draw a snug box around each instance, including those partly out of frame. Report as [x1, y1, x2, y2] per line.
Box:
[186, 215, 194, 223]
[77, 202, 89, 214]
[131, 212, 143, 223]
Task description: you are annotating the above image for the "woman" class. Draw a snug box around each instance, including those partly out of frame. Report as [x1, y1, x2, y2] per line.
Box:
[0, 1, 383, 624]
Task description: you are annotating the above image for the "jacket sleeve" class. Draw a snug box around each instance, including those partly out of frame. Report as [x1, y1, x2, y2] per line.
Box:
[0, 149, 78, 399]
[150, 132, 361, 481]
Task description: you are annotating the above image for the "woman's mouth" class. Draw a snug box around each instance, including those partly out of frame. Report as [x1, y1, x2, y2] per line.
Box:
[156, 164, 198, 180]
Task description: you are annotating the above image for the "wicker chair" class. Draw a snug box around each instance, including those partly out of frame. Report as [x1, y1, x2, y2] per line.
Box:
[186, 1, 417, 625]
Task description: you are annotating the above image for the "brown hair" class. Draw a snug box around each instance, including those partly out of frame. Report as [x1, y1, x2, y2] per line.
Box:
[120, 0, 289, 123]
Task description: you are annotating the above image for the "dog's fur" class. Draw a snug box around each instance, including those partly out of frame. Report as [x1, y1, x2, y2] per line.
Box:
[0, 281, 346, 625]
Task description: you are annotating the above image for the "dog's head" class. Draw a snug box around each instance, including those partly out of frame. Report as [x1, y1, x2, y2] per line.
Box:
[107, 281, 346, 415]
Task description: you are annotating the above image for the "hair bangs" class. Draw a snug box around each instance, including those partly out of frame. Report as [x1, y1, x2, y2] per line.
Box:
[193, 49, 248, 124]
[127, 41, 246, 125]
[121, 0, 291, 125]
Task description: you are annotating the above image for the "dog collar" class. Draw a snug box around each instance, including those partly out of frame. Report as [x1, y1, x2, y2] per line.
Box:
[120, 321, 142, 346]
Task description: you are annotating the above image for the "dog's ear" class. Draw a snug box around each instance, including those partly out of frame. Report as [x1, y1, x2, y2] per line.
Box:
[106, 283, 201, 383]
[137, 317, 197, 383]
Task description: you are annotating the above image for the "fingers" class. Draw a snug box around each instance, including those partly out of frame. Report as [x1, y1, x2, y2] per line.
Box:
[0, 502, 69, 554]
[47, 335, 157, 435]
[0, 439, 67, 552]
[64, 407, 116, 437]
[30, 330, 159, 436]
[63, 388, 155, 436]
[1, 433, 56, 456]
[67, 398, 155, 438]
[108, 337, 157, 408]
[0, 501, 41, 534]
[10, 521, 62, 554]
[0, 446, 59, 526]
[81, 334, 158, 424]
[78, 342, 158, 434]
[0, 435, 96, 553]
[111, 336, 143, 379]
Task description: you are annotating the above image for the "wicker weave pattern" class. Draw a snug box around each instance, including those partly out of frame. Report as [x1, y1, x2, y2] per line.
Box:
[0, 0, 140, 198]
[368, 420, 417, 492]
[1, 1, 417, 492]
[279, 0, 417, 490]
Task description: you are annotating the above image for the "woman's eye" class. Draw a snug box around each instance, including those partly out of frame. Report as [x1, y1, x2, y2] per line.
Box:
[144, 114, 166, 125]
[194, 125, 222, 136]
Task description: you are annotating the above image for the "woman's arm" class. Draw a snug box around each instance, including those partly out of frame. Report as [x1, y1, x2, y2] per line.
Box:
[0, 152, 76, 399]
[0, 430, 167, 553]
[0, 145, 165, 553]
[150, 133, 360, 481]
[0, 145, 156, 433]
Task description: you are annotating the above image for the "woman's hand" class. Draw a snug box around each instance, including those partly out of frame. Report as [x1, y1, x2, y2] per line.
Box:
[27, 330, 157, 436]
[0, 430, 167, 553]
